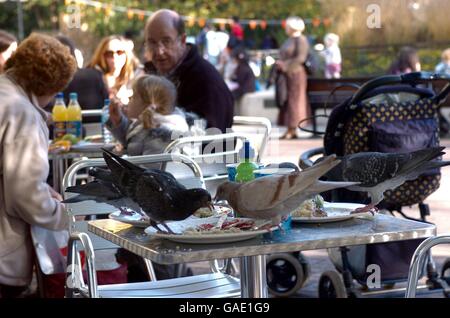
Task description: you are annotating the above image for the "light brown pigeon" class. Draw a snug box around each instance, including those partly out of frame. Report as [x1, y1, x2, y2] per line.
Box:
[214, 155, 358, 225]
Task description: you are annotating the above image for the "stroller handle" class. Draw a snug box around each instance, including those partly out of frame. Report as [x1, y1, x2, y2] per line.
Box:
[350, 72, 450, 105]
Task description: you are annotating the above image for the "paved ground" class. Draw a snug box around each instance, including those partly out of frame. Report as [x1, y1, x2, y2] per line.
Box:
[190, 129, 450, 298]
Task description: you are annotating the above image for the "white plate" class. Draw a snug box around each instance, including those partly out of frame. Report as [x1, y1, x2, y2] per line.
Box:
[108, 210, 150, 228]
[144, 216, 272, 244]
[291, 202, 365, 223]
[108, 205, 232, 228]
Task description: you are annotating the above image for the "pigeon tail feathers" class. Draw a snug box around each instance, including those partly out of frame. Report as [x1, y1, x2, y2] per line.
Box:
[102, 148, 144, 172]
[399, 146, 445, 175]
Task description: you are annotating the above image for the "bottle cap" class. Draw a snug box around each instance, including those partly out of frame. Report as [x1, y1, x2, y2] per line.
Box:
[69, 92, 77, 99]
[104, 99, 110, 106]
[239, 140, 255, 160]
[56, 92, 64, 99]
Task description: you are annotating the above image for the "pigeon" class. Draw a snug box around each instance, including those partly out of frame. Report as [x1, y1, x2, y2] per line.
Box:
[322, 146, 450, 212]
[63, 167, 143, 215]
[64, 148, 213, 233]
[214, 155, 359, 226]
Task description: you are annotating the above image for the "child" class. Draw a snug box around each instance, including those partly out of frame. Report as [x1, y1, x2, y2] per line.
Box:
[435, 48, 450, 75]
[107, 75, 191, 156]
[107, 75, 194, 281]
[321, 33, 342, 79]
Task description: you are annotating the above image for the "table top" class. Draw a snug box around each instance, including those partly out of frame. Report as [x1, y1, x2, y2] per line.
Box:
[87, 214, 436, 265]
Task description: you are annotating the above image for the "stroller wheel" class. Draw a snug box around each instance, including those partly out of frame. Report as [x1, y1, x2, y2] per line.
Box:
[319, 271, 348, 298]
[266, 253, 305, 297]
[295, 252, 311, 288]
[441, 258, 450, 297]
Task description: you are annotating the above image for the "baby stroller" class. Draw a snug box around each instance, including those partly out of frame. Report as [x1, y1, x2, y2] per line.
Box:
[299, 72, 450, 298]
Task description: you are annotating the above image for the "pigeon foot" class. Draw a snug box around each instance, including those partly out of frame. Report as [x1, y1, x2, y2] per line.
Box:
[160, 222, 175, 234]
[351, 204, 378, 215]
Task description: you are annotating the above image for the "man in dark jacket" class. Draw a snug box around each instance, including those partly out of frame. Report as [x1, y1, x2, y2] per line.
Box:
[144, 9, 234, 133]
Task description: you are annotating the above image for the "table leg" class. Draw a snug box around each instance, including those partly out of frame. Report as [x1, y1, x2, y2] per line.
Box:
[239, 255, 268, 298]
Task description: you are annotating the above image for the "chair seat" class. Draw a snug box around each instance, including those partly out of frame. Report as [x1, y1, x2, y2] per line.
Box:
[97, 273, 240, 298]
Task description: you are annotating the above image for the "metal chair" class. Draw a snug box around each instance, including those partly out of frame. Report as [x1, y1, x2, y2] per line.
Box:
[62, 153, 240, 298]
[405, 234, 450, 298]
[231, 116, 272, 162]
[63, 153, 205, 279]
[66, 232, 240, 298]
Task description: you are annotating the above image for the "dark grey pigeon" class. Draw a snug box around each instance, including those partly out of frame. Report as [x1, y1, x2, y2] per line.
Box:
[323, 146, 450, 210]
[64, 149, 213, 233]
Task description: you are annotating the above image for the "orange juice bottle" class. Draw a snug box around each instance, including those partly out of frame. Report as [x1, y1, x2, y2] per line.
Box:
[52, 92, 67, 141]
[66, 92, 82, 142]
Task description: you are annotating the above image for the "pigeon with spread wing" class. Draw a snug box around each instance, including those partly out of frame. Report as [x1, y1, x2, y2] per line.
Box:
[64, 149, 213, 232]
[323, 146, 450, 212]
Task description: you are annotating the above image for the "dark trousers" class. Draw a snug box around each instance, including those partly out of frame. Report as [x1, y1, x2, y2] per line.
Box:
[0, 284, 28, 298]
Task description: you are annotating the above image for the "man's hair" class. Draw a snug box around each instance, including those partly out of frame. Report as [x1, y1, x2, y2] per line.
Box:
[173, 15, 185, 36]
[145, 10, 185, 37]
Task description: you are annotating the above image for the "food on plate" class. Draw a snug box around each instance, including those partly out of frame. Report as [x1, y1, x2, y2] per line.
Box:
[62, 133, 79, 145]
[84, 134, 104, 143]
[193, 205, 233, 218]
[291, 195, 327, 218]
[183, 218, 255, 235]
[193, 207, 215, 218]
[48, 140, 71, 152]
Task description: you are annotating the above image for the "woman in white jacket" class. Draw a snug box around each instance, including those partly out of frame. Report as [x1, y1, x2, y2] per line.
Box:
[0, 33, 77, 297]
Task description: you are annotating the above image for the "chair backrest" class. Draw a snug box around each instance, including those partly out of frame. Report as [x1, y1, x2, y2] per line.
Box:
[231, 116, 272, 162]
[62, 153, 205, 250]
[81, 109, 102, 138]
[163, 133, 247, 196]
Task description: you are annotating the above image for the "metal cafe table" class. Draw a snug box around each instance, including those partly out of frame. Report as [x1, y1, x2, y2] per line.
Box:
[88, 214, 436, 298]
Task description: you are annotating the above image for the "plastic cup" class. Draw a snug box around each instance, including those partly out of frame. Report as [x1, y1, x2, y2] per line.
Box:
[226, 163, 265, 182]
[226, 163, 239, 181]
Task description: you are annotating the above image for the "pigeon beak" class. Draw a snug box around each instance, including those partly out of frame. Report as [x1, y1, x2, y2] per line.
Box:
[208, 202, 215, 213]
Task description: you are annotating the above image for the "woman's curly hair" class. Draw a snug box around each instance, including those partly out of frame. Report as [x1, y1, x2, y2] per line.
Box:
[4, 33, 77, 96]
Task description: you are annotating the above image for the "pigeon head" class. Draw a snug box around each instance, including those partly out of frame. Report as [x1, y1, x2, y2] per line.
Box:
[214, 181, 240, 203]
[180, 188, 213, 216]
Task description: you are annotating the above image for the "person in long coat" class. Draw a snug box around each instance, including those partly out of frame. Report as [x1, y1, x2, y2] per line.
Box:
[276, 17, 310, 139]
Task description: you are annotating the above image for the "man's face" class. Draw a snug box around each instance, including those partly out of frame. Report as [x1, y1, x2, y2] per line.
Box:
[145, 19, 186, 75]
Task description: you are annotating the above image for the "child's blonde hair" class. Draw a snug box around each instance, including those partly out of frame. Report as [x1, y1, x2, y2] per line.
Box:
[132, 75, 177, 129]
